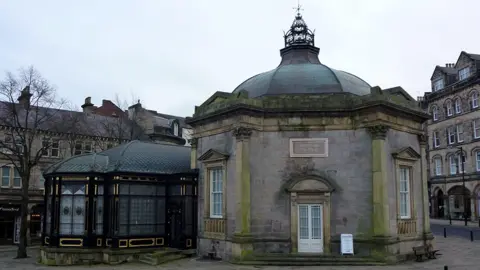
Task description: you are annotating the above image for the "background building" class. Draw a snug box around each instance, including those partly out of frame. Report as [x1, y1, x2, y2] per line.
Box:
[419, 51, 480, 221]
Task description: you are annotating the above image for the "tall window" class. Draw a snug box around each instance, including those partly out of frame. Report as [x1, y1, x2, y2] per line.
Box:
[455, 99, 462, 114]
[432, 106, 439, 121]
[476, 151, 480, 172]
[59, 184, 86, 235]
[446, 101, 453, 116]
[473, 119, 480, 139]
[209, 168, 223, 218]
[13, 169, 21, 188]
[399, 167, 411, 219]
[459, 67, 470, 80]
[173, 123, 179, 136]
[1, 166, 10, 187]
[472, 92, 479, 109]
[456, 124, 464, 142]
[448, 127, 456, 144]
[434, 158, 442, 176]
[450, 155, 457, 175]
[433, 131, 440, 148]
[433, 79, 444, 91]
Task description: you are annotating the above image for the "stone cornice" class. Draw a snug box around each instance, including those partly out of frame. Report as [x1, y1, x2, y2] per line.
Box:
[186, 99, 429, 127]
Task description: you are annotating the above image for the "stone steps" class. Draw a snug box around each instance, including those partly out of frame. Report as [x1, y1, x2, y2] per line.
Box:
[234, 254, 386, 266]
[139, 248, 196, 266]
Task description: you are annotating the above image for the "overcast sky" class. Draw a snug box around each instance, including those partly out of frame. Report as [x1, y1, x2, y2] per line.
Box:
[0, 0, 478, 117]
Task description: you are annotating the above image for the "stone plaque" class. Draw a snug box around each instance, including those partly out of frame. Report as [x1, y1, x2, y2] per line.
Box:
[289, 138, 328, 158]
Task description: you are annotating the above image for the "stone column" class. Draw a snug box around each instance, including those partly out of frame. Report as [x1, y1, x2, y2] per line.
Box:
[189, 138, 198, 169]
[367, 125, 390, 237]
[418, 134, 431, 234]
[231, 127, 253, 259]
[233, 127, 252, 236]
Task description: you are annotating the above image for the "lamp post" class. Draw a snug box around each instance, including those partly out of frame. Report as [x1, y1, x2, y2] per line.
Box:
[458, 146, 468, 226]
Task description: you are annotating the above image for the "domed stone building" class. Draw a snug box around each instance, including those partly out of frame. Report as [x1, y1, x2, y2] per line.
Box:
[186, 11, 432, 264]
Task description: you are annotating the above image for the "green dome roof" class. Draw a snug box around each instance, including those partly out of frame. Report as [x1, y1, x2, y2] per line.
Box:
[232, 13, 371, 98]
[44, 141, 193, 175]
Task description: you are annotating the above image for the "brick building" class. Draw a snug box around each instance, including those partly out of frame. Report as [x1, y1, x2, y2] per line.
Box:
[419, 51, 480, 220]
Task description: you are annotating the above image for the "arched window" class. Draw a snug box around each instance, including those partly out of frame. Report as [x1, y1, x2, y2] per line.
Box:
[454, 98, 462, 114]
[475, 150, 480, 172]
[472, 91, 479, 109]
[449, 154, 466, 175]
[433, 157, 442, 176]
[446, 100, 453, 116]
[432, 106, 439, 121]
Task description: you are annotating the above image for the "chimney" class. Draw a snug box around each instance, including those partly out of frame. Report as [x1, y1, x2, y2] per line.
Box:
[81, 97, 95, 113]
[17, 86, 32, 109]
[445, 63, 455, 68]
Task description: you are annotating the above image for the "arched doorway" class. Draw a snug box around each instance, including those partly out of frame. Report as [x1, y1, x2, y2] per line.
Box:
[474, 186, 480, 220]
[437, 189, 445, 218]
[447, 185, 471, 219]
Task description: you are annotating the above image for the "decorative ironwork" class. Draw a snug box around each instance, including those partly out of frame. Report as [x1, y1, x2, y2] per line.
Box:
[283, 5, 315, 48]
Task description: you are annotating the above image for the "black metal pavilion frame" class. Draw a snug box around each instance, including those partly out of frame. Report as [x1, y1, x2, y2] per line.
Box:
[42, 171, 198, 250]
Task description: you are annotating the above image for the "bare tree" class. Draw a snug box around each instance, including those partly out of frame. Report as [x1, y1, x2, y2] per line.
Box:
[0, 66, 70, 258]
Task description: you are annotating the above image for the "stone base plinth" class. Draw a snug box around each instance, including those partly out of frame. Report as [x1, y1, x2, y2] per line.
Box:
[39, 246, 192, 266]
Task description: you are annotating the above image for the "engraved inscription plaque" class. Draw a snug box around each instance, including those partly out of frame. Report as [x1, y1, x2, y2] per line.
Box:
[289, 138, 328, 158]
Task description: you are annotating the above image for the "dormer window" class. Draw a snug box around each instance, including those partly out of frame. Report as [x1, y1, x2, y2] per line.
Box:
[446, 101, 453, 116]
[455, 98, 462, 114]
[432, 78, 444, 92]
[432, 106, 439, 121]
[472, 92, 479, 109]
[459, 67, 470, 81]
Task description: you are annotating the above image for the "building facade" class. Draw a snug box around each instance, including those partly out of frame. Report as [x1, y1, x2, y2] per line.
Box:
[0, 94, 188, 245]
[187, 12, 431, 265]
[420, 51, 480, 221]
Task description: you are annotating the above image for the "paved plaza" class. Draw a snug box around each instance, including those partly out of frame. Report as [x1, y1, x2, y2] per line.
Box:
[0, 235, 477, 269]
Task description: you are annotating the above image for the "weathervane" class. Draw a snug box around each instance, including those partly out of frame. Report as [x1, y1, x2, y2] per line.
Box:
[293, 0, 304, 15]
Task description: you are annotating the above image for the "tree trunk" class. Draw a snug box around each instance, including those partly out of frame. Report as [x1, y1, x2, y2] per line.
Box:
[16, 179, 30, 258]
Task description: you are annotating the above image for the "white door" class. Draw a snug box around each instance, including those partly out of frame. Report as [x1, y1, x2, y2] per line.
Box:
[298, 204, 323, 253]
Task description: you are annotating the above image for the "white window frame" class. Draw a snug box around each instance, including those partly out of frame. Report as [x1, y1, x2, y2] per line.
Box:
[455, 99, 462, 114]
[446, 101, 453, 116]
[434, 158, 442, 176]
[459, 67, 470, 81]
[449, 155, 457, 175]
[74, 141, 93, 155]
[209, 167, 224, 218]
[456, 124, 464, 142]
[42, 139, 60, 157]
[399, 167, 411, 219]
[476, 151, 480, 172]
[433, 131, 440, 148]
[432, 106, 438, 121]
[448, 127, 456, 144]
[472, 92, 479, 109]
[433, 78, 444, 91]
[173, 123, 179, 136]
[474, 119, 480, 139]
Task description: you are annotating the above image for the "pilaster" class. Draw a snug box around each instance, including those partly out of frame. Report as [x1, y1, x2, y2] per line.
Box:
[367, 125, 390, 237]
[231, 127, 253, 259]
[189, 138, 198, 169]
[418, 134, 431, 234]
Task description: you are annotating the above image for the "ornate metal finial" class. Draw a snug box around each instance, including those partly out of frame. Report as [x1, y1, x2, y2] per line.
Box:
[293, 0, 304, 15]
[284, 2, 315, 48]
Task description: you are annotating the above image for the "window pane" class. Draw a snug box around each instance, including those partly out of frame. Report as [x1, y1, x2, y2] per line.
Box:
[1, 166, 10, 187]
[299, 205, 308, 239]
[310, 206, 321, 239]
[13, 169, 21, 187]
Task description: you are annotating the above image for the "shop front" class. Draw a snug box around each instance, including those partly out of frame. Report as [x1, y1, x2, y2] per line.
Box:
[0, 204, 21, 245]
